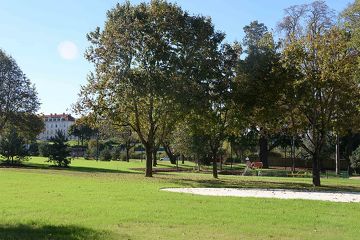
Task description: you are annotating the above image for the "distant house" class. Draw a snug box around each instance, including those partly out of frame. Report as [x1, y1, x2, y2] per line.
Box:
[38, 113, 76, 140]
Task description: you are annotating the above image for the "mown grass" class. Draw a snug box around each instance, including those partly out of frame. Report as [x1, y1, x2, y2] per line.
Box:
[0, 157, 360, 239]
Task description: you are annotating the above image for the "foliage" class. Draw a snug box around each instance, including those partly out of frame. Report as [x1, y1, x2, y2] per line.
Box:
[350, 146, 360, 170]
[0, 49, 40, 134]
[76, 0, 230, 177]
[279, 1, 360, 186]
[0, 127, 28, 164]
[28, 142, 39, 156]
[342, 0, 360, 52]
[47, 130, 71, 167]
[111, 147, 122, 161]
[68, 116, 96, 146]
[99, 147, 112, 161]
[234, 20, 287, 168]
[38, 142, 51, 157]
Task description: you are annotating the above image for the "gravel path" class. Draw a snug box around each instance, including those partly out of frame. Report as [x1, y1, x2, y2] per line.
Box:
[161, 188, 360, 203]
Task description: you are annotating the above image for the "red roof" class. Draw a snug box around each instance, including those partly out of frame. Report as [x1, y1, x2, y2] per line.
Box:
[43, 113, 75, 121]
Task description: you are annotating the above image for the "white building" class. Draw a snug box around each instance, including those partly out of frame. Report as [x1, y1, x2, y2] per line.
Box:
[38, 113, 76, 140]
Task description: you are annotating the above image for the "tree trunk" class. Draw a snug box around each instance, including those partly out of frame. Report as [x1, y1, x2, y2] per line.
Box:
[126, 147, 130, 162]
[163, 143, 176, 164]
[220, 154, 223, 171]
[259, 135, 269, 168]
[212, 157, 218, 178]
[284, 146, 287, 170]
[211, 149, 219, 178]
[181, 154, 184, 164]
[291, 136, 295, 172]
[153, 149, 157, 167]
[312, 151, 321, 186]
[345, 132, 354, 175]
[335, 135, 340, 175]
[145, 147, 153, 177]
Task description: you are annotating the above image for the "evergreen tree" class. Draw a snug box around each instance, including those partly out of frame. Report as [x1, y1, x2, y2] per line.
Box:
[48, 130, 71, 167]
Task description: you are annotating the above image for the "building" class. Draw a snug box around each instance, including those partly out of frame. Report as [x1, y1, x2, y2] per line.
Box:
[38, 113, 76, 140]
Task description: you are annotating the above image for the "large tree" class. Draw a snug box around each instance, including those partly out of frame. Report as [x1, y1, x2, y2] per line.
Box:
[0, 49, 40, 134]
[76, 0, 226, 177]
[194, 43, 241, 178]
[279, 1, 360, 186]
[234, 21, 287, 168]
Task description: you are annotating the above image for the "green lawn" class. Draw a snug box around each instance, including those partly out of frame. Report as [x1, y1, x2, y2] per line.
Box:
[0, 157, 360, 239]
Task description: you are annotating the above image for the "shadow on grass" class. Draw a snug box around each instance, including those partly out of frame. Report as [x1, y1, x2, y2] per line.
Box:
[160, 176, 360, 192]
[0, 224, 122, 240]
[1, 162, 141, 175]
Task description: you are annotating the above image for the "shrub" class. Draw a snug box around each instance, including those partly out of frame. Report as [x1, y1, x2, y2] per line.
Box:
[130, 152, 144, 160]
[99, 147, 112, 161]
[350, 146, 360, 171]
[111, 147, 122, 161]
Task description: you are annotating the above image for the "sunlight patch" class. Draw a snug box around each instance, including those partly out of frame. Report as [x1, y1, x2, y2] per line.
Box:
[58, 41, 78, 60]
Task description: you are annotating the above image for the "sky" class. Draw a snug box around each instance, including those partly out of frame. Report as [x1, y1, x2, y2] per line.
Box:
[0, 0, 352, 115]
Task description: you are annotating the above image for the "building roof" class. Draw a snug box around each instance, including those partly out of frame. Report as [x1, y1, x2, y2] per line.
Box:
[43, 113, 75, 121]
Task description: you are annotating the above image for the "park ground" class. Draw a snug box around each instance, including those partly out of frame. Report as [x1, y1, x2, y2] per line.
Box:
[1, 157, 360, 240]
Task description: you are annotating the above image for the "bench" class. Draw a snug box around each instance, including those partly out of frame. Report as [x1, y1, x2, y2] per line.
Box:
[250, 162, 263, 169]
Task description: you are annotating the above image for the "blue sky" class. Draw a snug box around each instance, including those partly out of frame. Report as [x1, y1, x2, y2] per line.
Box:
[0, 0, 351, 115]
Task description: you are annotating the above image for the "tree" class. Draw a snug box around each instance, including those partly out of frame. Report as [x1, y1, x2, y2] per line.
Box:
[15, 113, 44, 141]
[0, 49, 40, 134]
[68, 117, 95, 146]
[118, 127, 137, 162]
[234, 21, 287, 168]
[187, 42, 240, 178]
[48, 130, 71, 167]
[0, 127, 27, 164]
[279, 1, 360, 186]
[76, 0, 226, 177]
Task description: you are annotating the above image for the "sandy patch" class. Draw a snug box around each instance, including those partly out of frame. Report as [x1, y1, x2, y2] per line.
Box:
[161, 188, 360, 203]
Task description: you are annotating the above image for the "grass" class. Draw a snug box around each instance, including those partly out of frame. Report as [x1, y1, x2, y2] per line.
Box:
[0, 157, 360, 239]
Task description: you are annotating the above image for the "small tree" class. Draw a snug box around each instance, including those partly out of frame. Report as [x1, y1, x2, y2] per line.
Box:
[48, 130, 71, 167]
[0, 127, 27, 164]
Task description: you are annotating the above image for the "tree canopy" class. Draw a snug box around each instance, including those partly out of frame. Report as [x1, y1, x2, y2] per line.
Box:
[0, 49, 40, 135]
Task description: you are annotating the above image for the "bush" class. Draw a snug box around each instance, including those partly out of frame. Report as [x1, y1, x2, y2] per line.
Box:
[111, 147, 122, 161]
[120, 153, 128, 161]
[130, 152, 144, 159]
[350, 146, 360, 171]
[85, 139, 107, 160]
[99, 147, 112, 161]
